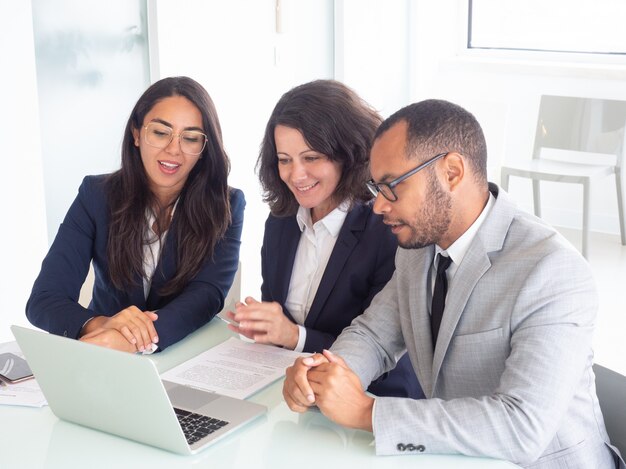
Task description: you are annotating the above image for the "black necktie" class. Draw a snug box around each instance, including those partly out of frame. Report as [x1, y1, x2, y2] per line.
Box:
[431, 254, 452, 347]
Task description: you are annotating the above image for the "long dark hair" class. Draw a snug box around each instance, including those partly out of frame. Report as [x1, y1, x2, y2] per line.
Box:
[106, 76, 231, 295]
[257, 79, 382, 216]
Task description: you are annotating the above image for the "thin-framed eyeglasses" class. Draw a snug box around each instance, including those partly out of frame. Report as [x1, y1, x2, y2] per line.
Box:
[143, 122, 208, 156]
[366, 152, 448, 202]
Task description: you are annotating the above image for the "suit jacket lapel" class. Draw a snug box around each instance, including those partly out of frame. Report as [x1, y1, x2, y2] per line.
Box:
[128, 272, 147, 310]
[271, 216, 301, 322]
[431, 242, 491, 385]
[411, 246, 437, 397]
[304, 205, 366, 327]
[146, 220, 178, 310]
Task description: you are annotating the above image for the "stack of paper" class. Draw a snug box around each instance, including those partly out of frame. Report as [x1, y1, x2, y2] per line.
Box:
[0, 341, 47, 407]
[160, 337, 308, 400]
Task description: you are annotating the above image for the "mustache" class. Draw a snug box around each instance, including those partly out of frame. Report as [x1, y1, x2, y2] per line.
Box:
[383, 218, 406, 225]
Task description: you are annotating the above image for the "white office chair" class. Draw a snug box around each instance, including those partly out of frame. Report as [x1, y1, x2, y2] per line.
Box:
[501, 95, 626, 258]
[594, 364, 626, 459]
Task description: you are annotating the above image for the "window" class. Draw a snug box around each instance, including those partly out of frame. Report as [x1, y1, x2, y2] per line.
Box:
[469, 0, 626, 55]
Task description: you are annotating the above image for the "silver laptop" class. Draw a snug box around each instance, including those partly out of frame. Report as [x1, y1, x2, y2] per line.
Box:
[11, 325, 267, 455]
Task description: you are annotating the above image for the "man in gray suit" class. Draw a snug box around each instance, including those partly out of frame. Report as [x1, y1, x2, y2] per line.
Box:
[283, 99, 623, 468]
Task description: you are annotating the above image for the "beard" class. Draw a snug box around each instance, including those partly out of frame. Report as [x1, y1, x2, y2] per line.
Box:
[397, 170, 452, 250]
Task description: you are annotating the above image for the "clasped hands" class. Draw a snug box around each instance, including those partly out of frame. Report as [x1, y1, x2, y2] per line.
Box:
[282, 350, 374, 432]
[79, 306, 158, 353]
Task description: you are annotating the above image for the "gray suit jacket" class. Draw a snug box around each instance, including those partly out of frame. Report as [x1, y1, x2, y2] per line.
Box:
[331, 184, 623, 469]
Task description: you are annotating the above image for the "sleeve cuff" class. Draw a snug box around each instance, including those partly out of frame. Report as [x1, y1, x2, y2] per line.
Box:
[293, 325, 307, 352]
[139, 343, 159, 355]
[371, 397, 378, 437]
[79, 316, 96, 337]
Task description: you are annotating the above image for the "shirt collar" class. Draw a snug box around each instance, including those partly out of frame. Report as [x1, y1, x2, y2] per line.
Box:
[296, 200, 350, 237]
[435, 192, 495, 267]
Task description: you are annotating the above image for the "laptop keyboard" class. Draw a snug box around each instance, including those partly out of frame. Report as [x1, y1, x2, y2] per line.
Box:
[174, 408, 229, 445]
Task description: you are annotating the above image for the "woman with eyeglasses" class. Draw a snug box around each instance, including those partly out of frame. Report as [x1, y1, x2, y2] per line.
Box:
[26, 76, 244, 353]
[226, 80, 422, 398]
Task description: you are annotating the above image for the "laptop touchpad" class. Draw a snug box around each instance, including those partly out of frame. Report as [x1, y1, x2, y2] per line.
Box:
[166, 384, 220, 410]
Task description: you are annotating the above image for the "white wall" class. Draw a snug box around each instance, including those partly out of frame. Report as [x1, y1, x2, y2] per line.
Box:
[0, 0, 49, 342]
[335, 0, 410, 117]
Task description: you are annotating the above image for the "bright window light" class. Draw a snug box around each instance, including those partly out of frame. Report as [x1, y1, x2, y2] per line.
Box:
[469, 0, 626, 55]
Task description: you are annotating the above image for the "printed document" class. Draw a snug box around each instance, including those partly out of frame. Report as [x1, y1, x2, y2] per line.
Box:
[160, 337, 308, 399]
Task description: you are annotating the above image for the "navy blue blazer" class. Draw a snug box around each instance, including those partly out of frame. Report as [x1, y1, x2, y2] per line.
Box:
[26, 175, 244, 351]
[261, 202, 423, 398]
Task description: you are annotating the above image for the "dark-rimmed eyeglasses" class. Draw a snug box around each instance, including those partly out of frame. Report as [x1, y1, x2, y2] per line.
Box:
[143, 122, 207, 156]
[366, 152, 448, 202]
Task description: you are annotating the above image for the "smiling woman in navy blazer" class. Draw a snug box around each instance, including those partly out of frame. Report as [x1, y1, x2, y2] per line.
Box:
[227, 80, 422, 398]
[26, 77, 244, 353]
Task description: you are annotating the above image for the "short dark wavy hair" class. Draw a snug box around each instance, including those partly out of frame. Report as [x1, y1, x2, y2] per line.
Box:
[256, 80, 382, 216]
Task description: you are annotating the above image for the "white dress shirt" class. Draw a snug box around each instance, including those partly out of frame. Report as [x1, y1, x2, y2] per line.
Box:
[430, 193, 495, 304]
[142, 201, 178, 300]
[285, 201, 349, 352]
[140, 201, 178, 354]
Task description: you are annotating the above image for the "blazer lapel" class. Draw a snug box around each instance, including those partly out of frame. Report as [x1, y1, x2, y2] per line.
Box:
[128, 272, 147, 310]
[410, 246, 437, 397]
[304, 205, 366, 327]
[146, 222, 178, 310]
[271, 217, 301, 322]
[431, 243, 491, 386]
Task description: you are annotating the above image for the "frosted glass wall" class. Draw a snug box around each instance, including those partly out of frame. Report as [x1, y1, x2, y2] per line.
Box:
[32, 0, 151, 241]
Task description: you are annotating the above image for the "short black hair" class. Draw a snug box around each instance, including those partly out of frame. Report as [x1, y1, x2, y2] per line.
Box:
[375, 99, 488, 183]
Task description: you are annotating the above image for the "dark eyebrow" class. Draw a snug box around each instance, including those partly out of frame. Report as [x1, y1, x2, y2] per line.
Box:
[150, 118, 204, 133]
[276, 149, 319, 158]
[371, 172, 395, 183]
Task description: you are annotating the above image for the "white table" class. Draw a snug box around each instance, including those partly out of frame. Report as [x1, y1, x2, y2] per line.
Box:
[0, 321, 521, 468]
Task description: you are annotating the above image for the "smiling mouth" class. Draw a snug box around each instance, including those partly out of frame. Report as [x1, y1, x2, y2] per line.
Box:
[295, 182, 318, 192]
[159, 161, 181, 170]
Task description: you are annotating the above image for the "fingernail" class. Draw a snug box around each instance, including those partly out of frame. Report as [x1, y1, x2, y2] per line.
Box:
[153, 336, 159, 343]
[303, 357, 314, 365]
[131, 338, 137, 344]
[139, 345, 145, 352]
[307, 394, 315, 403]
